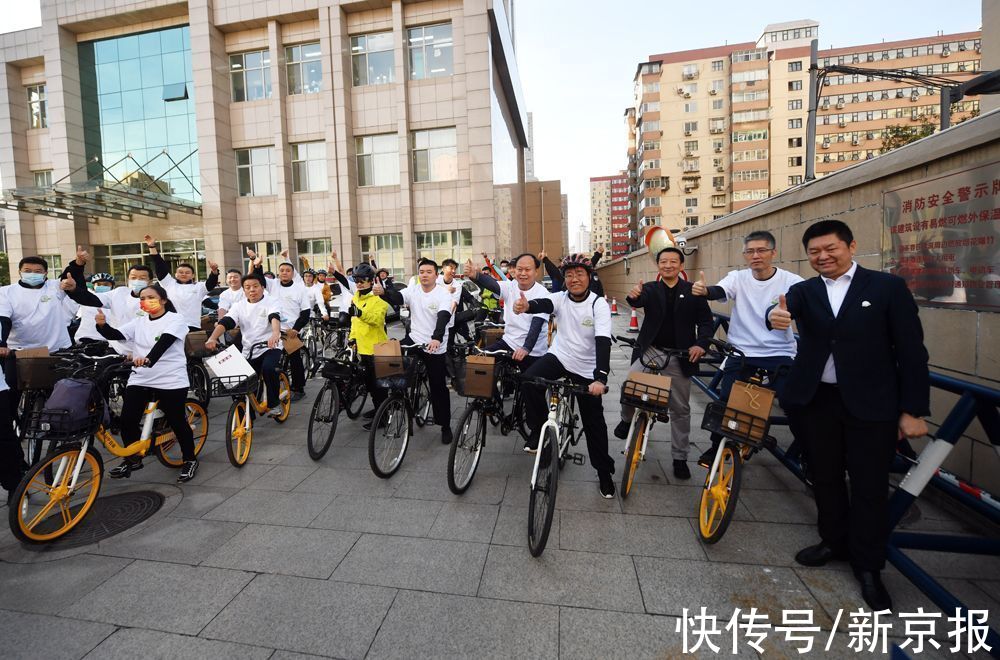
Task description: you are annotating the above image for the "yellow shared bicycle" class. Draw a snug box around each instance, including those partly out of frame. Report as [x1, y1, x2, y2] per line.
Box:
[9, 356, 208, 544]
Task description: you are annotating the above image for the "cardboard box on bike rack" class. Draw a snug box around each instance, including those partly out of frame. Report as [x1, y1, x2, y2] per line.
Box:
[621, 371, 672, 408]
[185, 331, 208, 357]
[15, 347, 60, 390]
[480, 327, 504, 348]
[723, 381, 774, 442]
[463, 355, 496, 398]
[373, 339, 404, 378]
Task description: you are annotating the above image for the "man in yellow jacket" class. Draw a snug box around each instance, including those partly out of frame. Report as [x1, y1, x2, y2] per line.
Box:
[347, 263, 390, 426]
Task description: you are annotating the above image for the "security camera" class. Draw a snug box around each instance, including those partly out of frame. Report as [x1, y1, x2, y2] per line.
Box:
[674, 235, 687, 248]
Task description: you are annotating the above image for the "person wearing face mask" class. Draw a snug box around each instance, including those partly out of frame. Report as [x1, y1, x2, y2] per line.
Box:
[253, 256, 311, 402]
[72, 273, 123, 349]
[95, 284, 199, 482]
[342, 263, 389, 424]
[300, 269, 330, 322]
[65, 263, 155, 355]
[144, 235, 219, 331]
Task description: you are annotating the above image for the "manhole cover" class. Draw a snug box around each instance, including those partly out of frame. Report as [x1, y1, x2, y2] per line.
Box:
[23, 490, 164, 552]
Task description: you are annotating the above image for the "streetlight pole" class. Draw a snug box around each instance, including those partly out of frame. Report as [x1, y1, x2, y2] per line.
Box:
[805, 38, 819, 182]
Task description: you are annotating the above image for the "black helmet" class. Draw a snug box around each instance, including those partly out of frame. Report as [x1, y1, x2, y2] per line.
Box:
[88, 272, 115, 284]
[303, 268, 317, 276]
[353, 263, 376, 281]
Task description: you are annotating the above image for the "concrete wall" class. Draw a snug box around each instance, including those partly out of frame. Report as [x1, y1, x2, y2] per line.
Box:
[598, 108, 1000, 493]
[983, 0, 1000, 114]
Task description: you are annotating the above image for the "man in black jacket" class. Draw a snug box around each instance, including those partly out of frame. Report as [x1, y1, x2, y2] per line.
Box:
[616, 247, 714, 479]
[767, 219, 929, 612]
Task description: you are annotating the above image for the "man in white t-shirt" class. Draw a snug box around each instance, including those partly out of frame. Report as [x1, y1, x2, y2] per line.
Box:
[262, 261, 312, 401]
[145, 234, 219, 330]
[514, 254, 617, 498]
[377, 259, 455, 444]
[217, 269, 245, 318]
[67, 263, 154, 356]
[691, 229, 804, 468]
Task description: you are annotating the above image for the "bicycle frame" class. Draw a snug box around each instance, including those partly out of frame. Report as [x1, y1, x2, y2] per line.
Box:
[529, 389, 576, 489]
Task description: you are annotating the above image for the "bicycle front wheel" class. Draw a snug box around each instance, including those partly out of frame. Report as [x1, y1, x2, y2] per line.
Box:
[368, 397, 410, 478]
[226, 399, 253, 467]
[9, 445, 103, 544]
[274, 372, 291, 423]
[620, 414, 647, 499]
[448, 404, 485, 494]
[188, 363, 211, 410]
[155, 399, 209, 468]
[344, 379, 368, 420]
[527, 426, 559, 557]
[698, 443, 743, 544]
[307, 383, 340, 461]
[412, 378, 431, 428]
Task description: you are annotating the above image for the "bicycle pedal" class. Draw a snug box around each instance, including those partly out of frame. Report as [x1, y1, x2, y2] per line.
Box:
[572, 453, 585, 465]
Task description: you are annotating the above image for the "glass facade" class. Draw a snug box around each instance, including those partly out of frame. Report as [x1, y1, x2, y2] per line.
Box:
[360, 234, 405, 280]
[79, 26, 199, 201]
[416, 229, 472, 264]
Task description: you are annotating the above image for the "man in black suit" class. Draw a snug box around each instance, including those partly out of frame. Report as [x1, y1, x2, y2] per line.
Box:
[616, 247, 714, 479]
[768, 219, 930, 612]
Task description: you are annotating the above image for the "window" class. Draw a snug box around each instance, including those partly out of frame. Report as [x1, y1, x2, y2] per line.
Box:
[788, 118, 803, 129]
[684, 197, 698, 207]
[27, 85, 46, 128]
[32, 170, 52, 187]
[788, 99, 803, 111]
[788, 175, 803, 186]
[732, 169, 769, 182]
[731, 69, 768, 83]
[733, 110, 769, 123]
[732, 90, 769, 103]
[683, 121, 698, 133]
[235, 146, 275, 197]
[641, 140, 659, 152]
[643, 82, 659, 94]
[788, 80, 803, 92]
[286, 42, 322, 94]
[685, 216, 699, 228]
[732, 129, 767, 143]
[682, 158, 700, 172]
[39, 254, 63, 281]
[732, 189, 768, 201]
[711, 80, 724, 93]
[411, 127, 457, 182]
[712, 176, 725, 188]
[360, 234, 405, 280]
[683, 140, 698, 153]
[408, 23, 453, 80]
[230, 50, 272, 102]
[788, 137, 803, 148]
[351, 32, 394, 86]
[356, 134, 400, 187]
[290, 142, 327, 192]
[683, 101, 697, 113]
[712, 99, 724, 110]
[640, 120, 660, 133]
[732, 149, 768, 162]
[417, 229, 473, 265]
[712, 139, 723, 151]
[296, 238, 332, 270]
[711, 60, 724, 71]
[682, 64, 699, 77]
[682, 83, 697, 95]
[788, 61, 803, 72]
[788, 156, 803, 167]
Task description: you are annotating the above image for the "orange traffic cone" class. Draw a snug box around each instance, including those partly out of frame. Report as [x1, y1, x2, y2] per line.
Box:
[610, 298, 619, 316]
[627, 308, 639, 333]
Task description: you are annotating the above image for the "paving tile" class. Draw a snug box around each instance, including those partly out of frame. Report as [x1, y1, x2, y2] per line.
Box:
[292, 467, 400, 498]
[169, 485, 240, 519]
[95, 516, 245, 565]
[63, 559, 254, 634]
[696, 519, 822, 567]
[501, 475, 623, 513]
[558, 510, 706, 559]
[0, 608, 114, 660]
[283, 445, 370, 470]
[201, 573, 395, 659]
[201, 488, 334, 526]
[200, 463, 275, 489]
[0, 554, 132, 615]
[478, 544, 644, 612]
[368, 590, 558, 659]
[309, 495, 442, 536]
[739, 488, 818, 524]
[634, 556, 831, 627]
[85, 627, 273, 660]
[490, 504, 560, 548]
[332, 534, 488, 596]
[427, 502, 499, 542]
[245, 465, 317, 491]
[619, 482, 725, 518]
[392, 469, 507, 505]
[201, 523, 359, 579]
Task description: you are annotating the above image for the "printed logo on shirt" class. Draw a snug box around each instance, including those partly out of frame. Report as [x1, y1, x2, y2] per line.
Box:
[581, 318, 594, 328]
[428, 302, 439, 312]
[40, 295, 52, 303]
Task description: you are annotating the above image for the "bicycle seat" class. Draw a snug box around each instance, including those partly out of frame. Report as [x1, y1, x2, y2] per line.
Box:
[376, 375, 409, 391]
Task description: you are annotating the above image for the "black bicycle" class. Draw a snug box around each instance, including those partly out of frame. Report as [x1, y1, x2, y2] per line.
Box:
[367, 343, 431, 478]
[307, 340, 369, 460]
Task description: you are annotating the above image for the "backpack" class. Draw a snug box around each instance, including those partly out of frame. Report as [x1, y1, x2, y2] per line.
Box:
[41, 378, 107, 435]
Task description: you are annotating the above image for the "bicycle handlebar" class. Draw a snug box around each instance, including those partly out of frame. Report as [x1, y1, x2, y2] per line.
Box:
[520, 375, 608, 395]
[614, 336, 689, 371]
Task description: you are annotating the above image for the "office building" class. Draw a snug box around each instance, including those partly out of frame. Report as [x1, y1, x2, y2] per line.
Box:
[589, 171, 631, 258]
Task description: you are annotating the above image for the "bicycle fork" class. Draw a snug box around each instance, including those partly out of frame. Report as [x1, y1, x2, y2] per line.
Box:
[623, 412, 652, 461]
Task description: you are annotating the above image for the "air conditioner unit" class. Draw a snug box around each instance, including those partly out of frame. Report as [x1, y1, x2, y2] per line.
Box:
[684, 72, 697, 80]
[940, 49, 950, 58]
[821, 101, 830, 110]
[685, 151, 694, 157]
[684, 130, 692, 136]
[958, 43, 967, 52]
[867, 94, 875, 102]
[867, 54, 875, 62]
[910, 115, 920, 121]
[852, 96, 860, 104]
[881, 91, 889, 100]
[685, 207, 696, 214]
[928, 88, 936, 95]
[677, 87, 685, 94]
[821, 142, 830, 149]
[710, 128, 723, 134]
[851, 138, 859, 146]
[852, 153, 860, 160]
[716, 165, 724, 172]
[837, 134, 845, 142]
[866, 132, 874, 139]
[823, 155, 831, 163]
[958, 63, 967, 72]
[881, 53, 889, 60]
[836, 102, 844, 109]
[910, 92, 919, 101]
[683, 92, 691, 98]
[714, 146, 722, 153]
[683, 186, 693, 193]
[837, 154, 845, 161]
[709, 89, 718, 95]
[838, 120, 847, 127]
[714, 185, 725, 192]
[823, 79, 831, 86]
[866, 152, 874, 160]
[896, 90, 905, 99]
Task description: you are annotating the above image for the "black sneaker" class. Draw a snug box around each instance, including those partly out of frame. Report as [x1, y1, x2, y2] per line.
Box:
[613, 420, 630, 440]
[697, 446, 717, 469]
[523, 438, 538, 454]
[109, 457, 144, 479]
[599, 473, 616, 499]
[441, 427, 453, 445]
[363, 409, 376, 420]
[673, 459, 691, 480]
[290, 390, 306, 402]
[178, 460, 199, 483]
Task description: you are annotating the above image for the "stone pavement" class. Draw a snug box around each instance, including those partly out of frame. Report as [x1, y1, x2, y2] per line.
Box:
[1, 315, 998, 659]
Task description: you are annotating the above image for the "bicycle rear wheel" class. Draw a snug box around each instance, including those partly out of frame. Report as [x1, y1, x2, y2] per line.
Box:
[344, 379, 368, 420]
[698, 442, 743, 544]
[274, 372, 291, 423]
[527, 426, 559, 557]
[620, 414, 647, 499]
[9, 445, 103, 544]
[188, 362, 210, 410]
[155, 400, 209, 467]
[226, 399, 253, 467]
[368, 397, 410, 478]
[307, 382, 340, 461]
[412, 375, 431, 428]
[448, 404, 485, 494]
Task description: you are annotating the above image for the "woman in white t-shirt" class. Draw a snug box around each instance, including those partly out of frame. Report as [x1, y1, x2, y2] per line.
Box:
[95, 284, 198, 483]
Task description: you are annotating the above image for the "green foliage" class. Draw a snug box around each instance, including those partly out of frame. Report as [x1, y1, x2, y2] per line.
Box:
[0, 253, 9, 286]
[880, 119, 935, 154]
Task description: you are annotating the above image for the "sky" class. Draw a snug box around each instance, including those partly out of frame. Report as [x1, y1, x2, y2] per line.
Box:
[3, 0, 984, 251]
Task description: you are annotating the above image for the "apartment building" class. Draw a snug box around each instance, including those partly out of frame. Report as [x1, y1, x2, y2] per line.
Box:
[589, 171, 631, 258]
[0, 0, 528, 280]
[627, 20, 982, 235]
[589, 175, 613, 253]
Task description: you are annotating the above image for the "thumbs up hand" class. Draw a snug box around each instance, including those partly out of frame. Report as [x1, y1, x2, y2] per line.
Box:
[692, 271, 708, 297]
[629, 279, 644, 299]
[95, 311, 106, 326]
[513, 292, 529, 315]
[463, 259, 474, 278]
[768, 294, 792, 331]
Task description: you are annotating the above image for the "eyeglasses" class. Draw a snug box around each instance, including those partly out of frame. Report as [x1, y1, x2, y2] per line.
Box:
[742, 248, 774, 256]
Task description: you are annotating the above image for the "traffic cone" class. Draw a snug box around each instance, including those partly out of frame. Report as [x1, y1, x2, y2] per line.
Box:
[627, 308, 639, 333]
[610, 298, 619, 316]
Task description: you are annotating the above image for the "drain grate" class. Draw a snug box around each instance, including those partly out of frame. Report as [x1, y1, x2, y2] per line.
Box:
[24, 490, 165, 552]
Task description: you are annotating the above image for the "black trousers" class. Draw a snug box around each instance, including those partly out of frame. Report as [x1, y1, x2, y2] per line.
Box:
[486, 339, 539, 371]
[0, 390, 25, 492]
[792, 383, 897, 571]
[287, 348, 306, 391]
[403, 337, 450, 429]
[3, 354, 20, 419]
[522, 353, 614, 477]
[249, 349, 282, 409]
[120, 385, 197, 462]
[360, 354, 387, 411]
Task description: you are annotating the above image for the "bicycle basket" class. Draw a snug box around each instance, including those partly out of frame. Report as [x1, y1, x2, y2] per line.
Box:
[185, 331, 210, 357]
[460, 355, 496, 399]
[16, 356, 62, 390]
[700, 400, 770, 446]
[321, 359, 354, 382]
[479, 327, 504, 348]
[621, 372, 672, 413]
[209, 373, 259, 397]
[27, 379, 105, 443]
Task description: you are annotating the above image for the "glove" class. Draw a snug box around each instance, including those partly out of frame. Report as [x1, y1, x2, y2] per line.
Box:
[351, 304, 362, 318]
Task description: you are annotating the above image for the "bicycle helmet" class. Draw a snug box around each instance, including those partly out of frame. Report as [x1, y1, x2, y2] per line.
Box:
[88, 272, 115, 284]
[316, 269, 327, 276]
[560, 253, 593, 274]
[353, 263, 376, 281]
[303, 268, 317, 276]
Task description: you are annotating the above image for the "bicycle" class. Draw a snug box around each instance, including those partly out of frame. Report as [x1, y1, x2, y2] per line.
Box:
[614, 336, 688, 498]
[306, 340, 370, 460]
[696, 338, 780, 544]
[212, 341, 292, 468]
[367, 343, 431, 478]
[8, 355, 209, 543]
[521, 375, 603, 557]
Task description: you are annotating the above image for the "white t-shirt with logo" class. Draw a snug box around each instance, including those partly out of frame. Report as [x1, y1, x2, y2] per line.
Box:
[265, 279, 311, 330]
[547, 291, 612, 380]
[218, 287, 245, 314]
[0, 280, 72, 351]
[304, 284, 327, 316]
[715, 268, 803, 357]
[160, 274, 211, 329]
[499, 279, 550, 357]
[332, 279, 356, 315]
[399, 283, 453, 354]
[224, 294, 283, 358]
[116, 311, 190, 390]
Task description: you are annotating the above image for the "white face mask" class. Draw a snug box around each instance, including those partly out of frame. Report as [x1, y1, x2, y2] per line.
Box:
[130, 280, 148, 293]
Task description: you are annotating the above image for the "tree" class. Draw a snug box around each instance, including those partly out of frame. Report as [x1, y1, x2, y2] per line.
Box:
[0, 253, 8, 286]
[879, 118, 935, 154]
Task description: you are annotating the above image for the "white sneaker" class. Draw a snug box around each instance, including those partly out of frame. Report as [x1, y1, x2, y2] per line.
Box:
[267, 406, 284, 417]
